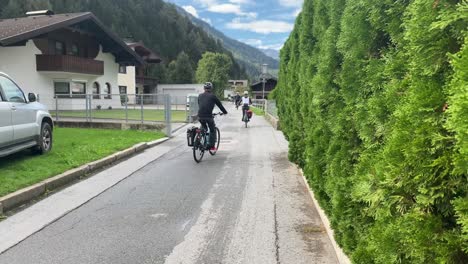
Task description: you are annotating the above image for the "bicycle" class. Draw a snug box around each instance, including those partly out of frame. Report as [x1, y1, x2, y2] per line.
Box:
[192, 113, 222, 163]
[242, 105, 250, 128]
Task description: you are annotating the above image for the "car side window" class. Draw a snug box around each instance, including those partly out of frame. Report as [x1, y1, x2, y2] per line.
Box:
[0, 76, 26, 103]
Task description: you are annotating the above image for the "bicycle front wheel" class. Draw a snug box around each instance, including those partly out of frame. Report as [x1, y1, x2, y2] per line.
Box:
[193, 136, 205, 163]
[209, 127, 220, 156]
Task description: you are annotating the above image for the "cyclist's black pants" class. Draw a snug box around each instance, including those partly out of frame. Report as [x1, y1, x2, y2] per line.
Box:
[199, 118, 216, 147]
[242, 104, 250, 121]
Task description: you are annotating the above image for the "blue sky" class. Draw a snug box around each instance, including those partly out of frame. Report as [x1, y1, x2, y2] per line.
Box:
[166, 0, 303, 51]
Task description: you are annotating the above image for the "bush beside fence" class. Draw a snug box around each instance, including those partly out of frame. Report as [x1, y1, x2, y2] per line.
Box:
[275, 0, 467, 263]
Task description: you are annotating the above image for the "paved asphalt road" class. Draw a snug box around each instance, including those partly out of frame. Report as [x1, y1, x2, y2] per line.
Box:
[0, 104, 338, 264]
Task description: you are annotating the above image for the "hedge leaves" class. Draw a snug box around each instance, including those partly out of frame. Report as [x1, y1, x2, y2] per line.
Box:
[275, 0, 468, 263]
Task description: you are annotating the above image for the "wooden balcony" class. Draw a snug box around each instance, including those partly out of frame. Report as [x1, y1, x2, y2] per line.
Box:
[36, 55, 104, 75]
[136, 76, 159, 86]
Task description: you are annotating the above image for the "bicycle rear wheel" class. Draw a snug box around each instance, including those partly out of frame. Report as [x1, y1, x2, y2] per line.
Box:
[193, 135, 205, 163]
[209, 127, 220, 155]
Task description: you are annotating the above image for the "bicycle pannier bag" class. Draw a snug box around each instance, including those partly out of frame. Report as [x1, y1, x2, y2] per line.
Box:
[247, 110, 253, 119]
[187, 127, 197, 146]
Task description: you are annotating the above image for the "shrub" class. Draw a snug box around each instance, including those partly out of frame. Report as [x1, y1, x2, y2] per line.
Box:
[275, 0, 468, 263]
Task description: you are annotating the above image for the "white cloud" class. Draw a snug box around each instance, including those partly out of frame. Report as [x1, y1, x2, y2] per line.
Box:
[227, 19, 294, 34]
[229, 0, 251, 4]
[207, 4, 257, 18]
[196, 0, 218, 7]
[208, 4, 242, 14]
[258, 43, 284, 50]
[243, 39, 263, 46]
[278, 0, 303, 8]
[242, 39, 284, 51]
[182, 5, 199, 18]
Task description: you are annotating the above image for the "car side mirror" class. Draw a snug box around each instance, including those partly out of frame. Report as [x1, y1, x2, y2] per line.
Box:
[28, 93, 37, 103]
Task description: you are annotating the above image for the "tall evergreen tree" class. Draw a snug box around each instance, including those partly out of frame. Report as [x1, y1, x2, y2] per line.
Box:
[275, 0, 468, 263]
[167, 52, 194, 84]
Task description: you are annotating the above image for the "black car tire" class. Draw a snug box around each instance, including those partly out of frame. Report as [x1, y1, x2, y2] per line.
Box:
[34, 122, 53, 154]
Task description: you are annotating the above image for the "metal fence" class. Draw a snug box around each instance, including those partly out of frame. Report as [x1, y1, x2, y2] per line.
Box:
[266, 100, 278, 118]
[252, 99, 265, 110]
[49, 94, 197, 135]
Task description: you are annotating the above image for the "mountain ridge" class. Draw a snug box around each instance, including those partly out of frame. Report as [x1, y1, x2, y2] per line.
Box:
[174, 5, 279, 79]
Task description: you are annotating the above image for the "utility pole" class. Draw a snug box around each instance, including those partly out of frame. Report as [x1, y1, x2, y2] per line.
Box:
[261, 64, 268, 99]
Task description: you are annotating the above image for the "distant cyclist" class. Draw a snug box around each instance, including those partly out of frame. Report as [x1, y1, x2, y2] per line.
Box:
[198, 82, 228, 151]
[234, 92, 241, 109]
[241, 91, 252, 121]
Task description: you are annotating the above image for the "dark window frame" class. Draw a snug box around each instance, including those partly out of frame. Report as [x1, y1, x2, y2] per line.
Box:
[55, 40, 66, 55]
[104, 83, 112, 99]
[54, 81, 70, 98]
[71, 82, 86, 98]
[71, 43, 79, 56]
[119, 65, 127, 74]
[92, 82, 101, 99]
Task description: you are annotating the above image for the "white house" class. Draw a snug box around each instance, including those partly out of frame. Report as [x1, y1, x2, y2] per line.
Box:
[0, 11, 143, 111]
[118, 42, 161, 97]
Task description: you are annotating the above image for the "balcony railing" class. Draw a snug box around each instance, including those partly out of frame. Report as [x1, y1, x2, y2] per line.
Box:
[136, 76, 159, 86]
[36, 55, 104, 75]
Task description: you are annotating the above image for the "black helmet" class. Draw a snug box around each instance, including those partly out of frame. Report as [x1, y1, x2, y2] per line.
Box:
[204, 82, 213, 89]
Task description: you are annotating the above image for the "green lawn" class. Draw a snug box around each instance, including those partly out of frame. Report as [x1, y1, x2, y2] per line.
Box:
[53, 109, 187, 122]
[251, 106, 265, 116]
[0, 128, 165, 197]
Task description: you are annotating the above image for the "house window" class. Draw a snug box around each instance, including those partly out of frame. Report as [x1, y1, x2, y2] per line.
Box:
[54, 81, 86, 98]
[119, 86, 127, 94]
[92, 82, 100, 99]
[54, 82, 70, 97]
[104, 83, 112, 99]
[71, 82, 86, 98]
[119, 65, 127, 74]
[119, 86, 127, 105]
[71, 44, 79, 56]
[55, 41, 66, 55]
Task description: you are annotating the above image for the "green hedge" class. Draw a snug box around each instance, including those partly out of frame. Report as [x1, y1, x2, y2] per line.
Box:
[275, 0, 467, 263]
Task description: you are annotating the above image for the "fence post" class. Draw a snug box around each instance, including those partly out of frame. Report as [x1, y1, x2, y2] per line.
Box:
[55, 96, 59, 122]
[140, 94, 144, 124]
[125, 95, 128, 123]
[85, 95, 89, 122]
[89, 94, 93, 122]
[165, 94, 172, 137]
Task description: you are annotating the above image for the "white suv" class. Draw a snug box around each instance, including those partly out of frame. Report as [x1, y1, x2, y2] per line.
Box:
[0, 72, 53, 157]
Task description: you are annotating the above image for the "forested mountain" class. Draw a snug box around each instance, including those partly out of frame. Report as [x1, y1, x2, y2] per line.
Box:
[175, 5, 279, 79]
[275, 0, 467, 263]
[0, 0, 248, 83]
[260, 48, 279, 60]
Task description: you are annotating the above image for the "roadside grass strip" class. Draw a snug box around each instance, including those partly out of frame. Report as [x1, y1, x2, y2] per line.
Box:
[0, 127, 165, 197]
[52, 109, 187, 122]
[251, 106, 265, 116]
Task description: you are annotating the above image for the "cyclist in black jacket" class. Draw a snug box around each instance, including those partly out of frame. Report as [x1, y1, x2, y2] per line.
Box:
[198, 82, 228, 150]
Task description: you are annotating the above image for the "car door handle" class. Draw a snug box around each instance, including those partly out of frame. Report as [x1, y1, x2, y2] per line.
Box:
[11, 106, 16, 110]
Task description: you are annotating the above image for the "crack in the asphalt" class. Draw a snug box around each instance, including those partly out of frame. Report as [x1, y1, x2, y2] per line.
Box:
[47, 217, 84, 238]
[273, 174, 281, 264]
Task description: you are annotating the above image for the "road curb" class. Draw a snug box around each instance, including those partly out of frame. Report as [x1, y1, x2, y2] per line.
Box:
[0, 137, 169, 214]
[298, 168, 352, 264]
[0, 183, 46, 214]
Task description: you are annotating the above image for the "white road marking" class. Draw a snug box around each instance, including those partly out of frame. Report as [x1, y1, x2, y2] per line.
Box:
[150, 213, 168, 219]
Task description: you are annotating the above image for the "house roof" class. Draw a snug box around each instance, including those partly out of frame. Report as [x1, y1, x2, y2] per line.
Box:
[127, 42, 162, 64]
[251, 76, 278, 87]
[0, 12, 144, 65]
